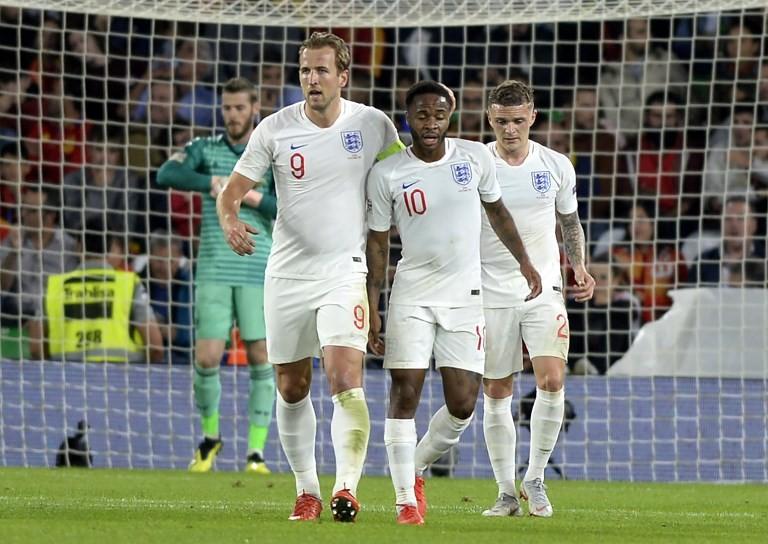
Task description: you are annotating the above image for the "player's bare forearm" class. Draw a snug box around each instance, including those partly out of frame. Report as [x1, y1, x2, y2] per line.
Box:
[482, 198, 531, 266]
[365, 229, 389, 304]
[558, 211, 586, 269]
[216, 171, 254, 228]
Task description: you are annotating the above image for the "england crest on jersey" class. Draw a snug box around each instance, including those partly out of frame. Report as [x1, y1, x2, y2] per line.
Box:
[451, 162, 472, 185]
[341, 130, 363, 153]
[531, 171, 551, 193]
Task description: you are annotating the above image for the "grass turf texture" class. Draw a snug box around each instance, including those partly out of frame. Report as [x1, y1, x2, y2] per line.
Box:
[1, 468, 765, 543]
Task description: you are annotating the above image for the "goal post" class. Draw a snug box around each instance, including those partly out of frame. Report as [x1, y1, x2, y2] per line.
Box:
[0, 2, 766, 482]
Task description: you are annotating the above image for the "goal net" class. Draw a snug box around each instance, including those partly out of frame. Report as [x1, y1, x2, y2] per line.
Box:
[0, 2, 766, 482]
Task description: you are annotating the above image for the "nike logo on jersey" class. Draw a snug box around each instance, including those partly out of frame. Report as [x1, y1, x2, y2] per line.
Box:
[402, 180, 421, 189]
[290, 143, 308, 150]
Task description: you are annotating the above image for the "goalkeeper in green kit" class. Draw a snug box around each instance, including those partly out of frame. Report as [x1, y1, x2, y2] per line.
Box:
[157, 78, 276, 474]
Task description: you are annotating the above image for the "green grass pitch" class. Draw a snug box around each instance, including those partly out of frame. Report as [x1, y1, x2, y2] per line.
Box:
[1, 468, 765, 543]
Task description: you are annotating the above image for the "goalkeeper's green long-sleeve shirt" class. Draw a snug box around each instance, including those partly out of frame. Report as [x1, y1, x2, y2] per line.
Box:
[157, 134, 275, 285]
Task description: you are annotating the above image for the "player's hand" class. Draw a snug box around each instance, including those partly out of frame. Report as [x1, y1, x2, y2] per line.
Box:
[571, 264, 596, 302]
[521, 260, 542, 301]
[368, 310, 385, 356]
[222, 217, 258, 256]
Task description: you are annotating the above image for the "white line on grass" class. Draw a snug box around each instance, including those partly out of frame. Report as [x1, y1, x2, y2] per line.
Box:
[0, 496, 759, 519]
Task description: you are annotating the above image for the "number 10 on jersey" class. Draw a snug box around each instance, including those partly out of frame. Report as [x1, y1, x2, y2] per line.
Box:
[403, 188, 427, 216]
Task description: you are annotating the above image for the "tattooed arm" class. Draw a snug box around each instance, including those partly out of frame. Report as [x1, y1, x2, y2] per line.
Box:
[366, 229, 390, 355]
[557, 210, 595, 302]
[482, 198, 542, 301]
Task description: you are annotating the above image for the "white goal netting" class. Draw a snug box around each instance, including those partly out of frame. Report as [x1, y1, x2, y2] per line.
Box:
[0, 2, 766, 482]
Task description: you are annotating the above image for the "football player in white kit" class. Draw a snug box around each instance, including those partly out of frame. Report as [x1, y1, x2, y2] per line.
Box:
[366, 81, 542, 525]
[217, 32, 404, 523]
[479, 80, 595, 518]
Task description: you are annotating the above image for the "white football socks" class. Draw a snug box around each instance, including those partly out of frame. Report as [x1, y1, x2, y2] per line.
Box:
[330, 387, 370, 496]
[483, 393, 517, 497]
[276, 392, 321, 498]
[414, 405, 473, 475]
[384, 418, 418, 506]
[524, 387, 564, 482]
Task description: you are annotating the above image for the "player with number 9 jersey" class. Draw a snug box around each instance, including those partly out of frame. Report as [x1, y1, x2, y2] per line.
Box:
[221, 32, 403, 524]
[235, 98, 400, 282]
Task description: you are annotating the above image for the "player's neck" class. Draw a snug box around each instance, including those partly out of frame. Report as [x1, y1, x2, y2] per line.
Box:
[411, 142, 446, 163]
[304, 97, 343, 128]
[496, 140, 530, 166]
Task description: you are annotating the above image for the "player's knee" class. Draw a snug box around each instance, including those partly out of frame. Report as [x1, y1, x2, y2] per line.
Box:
[246, 341, 268, 365]
[445, 397, 476, 421]
[537, 371, 564, 392]
[277, 377, 310, 403]
[483, 376, 514, 398]
[195, 350, 222, 368]
[388, 383, 421, 418]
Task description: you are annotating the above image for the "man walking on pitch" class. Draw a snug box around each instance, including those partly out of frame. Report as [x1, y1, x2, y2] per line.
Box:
[218, 32, 404, 522]
[157, 78, 276, 475]
[366, 81, 541, 525]
[480, 80, 594, 518]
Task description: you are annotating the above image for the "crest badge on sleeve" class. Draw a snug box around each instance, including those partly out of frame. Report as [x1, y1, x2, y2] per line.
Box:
[341, 130, 364, 153]
[531, 171, 552, 193]
[451, 162, 473, 185]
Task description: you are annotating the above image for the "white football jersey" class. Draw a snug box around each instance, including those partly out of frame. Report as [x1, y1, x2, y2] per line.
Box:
[234, 99, 400, 280]
[368, 138, 502, 307]
[480, 140, 578, 307]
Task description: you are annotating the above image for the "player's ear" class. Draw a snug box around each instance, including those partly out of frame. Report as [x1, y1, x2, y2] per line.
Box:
[530, 108, 538, 126]
[339, 69, 349, 89]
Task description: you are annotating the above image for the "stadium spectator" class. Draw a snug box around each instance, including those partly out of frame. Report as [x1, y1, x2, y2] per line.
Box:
[0, 142, 33, 229]
[21, 75, 91, 183]
[711, 17, 763, 121]
[633, 90, 703, 239]
[599, 18, 687, 144]
[612, 200, 687, 323]
[28, 218, 164, 363]
[688, 196, 766, 286]
[568, 258, 640, 375]
[392, 68, 418, 142]
[0, 185, 78, 328]
[486, 23, 559, 108]
[759, 62, 768, 123]
[62, 126, 144, 237]
[172, 39, 217, 128]
[458, 78, 485, 141]
[566, 86, 630, 242]
[702, 106, 757, 212]
[531, 113, 570, 155]
[0, 66, 32, 141]
[64, 22, 129, 123]
[135, 230, 193, 365]
[257, 47, 305, 119]
[127, 78, 178, 174]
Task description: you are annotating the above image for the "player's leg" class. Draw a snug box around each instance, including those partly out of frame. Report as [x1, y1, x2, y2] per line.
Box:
[519, 293, 569, 517]
[266, 276, 323, 520]
[235, 285, 275, 474]
[189, 283, 232, 472]
[481, 306, 524, 517]
[382, 304, 434, 525]
[316, 277, 371, 522]
[412, 306, 484, 520]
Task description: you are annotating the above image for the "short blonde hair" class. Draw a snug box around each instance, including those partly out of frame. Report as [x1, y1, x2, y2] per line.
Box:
[488, 80, 535, 108]
[299, 32, 351, 73]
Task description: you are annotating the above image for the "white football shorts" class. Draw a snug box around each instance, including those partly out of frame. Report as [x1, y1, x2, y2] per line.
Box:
[484, 288, 569, 379]
[264, 274, 369, 364]
[384, 303, 485, 374]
